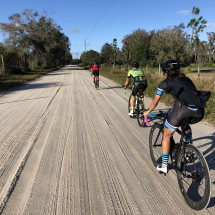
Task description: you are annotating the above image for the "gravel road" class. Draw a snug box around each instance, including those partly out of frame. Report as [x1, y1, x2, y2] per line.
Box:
[0, 65, 214, 214]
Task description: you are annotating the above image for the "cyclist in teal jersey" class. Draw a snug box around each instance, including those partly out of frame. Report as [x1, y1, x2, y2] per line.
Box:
[124, 62, 147, 116]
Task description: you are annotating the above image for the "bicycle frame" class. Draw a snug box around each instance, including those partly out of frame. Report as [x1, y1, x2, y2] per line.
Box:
[147, 112, 196, 177]
[147, 111, 211, 210]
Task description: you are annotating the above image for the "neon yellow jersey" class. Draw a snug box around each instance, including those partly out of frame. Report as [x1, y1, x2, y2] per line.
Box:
[127, 68, 146, 83]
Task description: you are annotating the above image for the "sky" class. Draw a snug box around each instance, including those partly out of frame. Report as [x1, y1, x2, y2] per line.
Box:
[1, 0, 215, 59]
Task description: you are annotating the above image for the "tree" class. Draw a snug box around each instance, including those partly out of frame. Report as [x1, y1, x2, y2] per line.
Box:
[100, 43, 112, 64]
[206, 32, 215, 62]
[130, 36, 151, 67]
[187, 7, 207, 41]
[80, 50, 100, 65]
[150, 25, 190, 74]
[111, 38, 119, 66]
[0, 9, 71, 71]
[121, 29, 148, 63]
[187, 7, 207, 69]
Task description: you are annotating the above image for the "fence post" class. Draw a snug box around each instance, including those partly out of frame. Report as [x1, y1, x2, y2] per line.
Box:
[0, 55, 5, 74]
[198, 64, 200, 77]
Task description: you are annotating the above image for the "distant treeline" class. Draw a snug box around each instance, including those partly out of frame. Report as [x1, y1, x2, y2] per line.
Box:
[81, 16, 215, 70]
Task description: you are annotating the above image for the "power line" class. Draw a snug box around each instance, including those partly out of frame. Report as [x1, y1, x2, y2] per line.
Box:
[89, 0, 129, 42]
[86, 0, 114, 39]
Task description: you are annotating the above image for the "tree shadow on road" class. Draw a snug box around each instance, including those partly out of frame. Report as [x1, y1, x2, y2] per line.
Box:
[102, 86, 123, 90]
[60, 66, 85, 71]
[15, 82, 60, 91]
[194, 133, 215, 171]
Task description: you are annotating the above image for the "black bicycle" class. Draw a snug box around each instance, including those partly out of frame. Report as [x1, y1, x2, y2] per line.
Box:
[147, 111, 211, 211]
[125, 87, 145, 127]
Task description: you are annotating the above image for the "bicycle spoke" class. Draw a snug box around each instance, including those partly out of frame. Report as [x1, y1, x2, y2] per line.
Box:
[149, 123, 163, 167]
[176, 145, 211, 210]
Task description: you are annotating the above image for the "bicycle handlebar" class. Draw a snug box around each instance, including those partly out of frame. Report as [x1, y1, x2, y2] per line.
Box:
[124, 87, 126, 94]
[145, 112, 167, 127]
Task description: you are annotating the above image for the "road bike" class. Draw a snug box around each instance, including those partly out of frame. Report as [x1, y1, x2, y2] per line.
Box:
[93, 74, 99, 89]
[146, 111, 211, 210]
[125, 87, 145, 127]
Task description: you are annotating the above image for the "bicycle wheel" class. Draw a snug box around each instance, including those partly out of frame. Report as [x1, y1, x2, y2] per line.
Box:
[176, 144, 211, 210]
[149, 122, 163, 167]
[137, 97, 145, 127]
[128, 95, 131, 113]
[94, 77, 97, 88]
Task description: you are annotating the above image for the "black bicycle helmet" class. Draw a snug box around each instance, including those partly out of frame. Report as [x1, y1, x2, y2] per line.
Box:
[162, 59, 180, 72]
[131, 61, 139, 68]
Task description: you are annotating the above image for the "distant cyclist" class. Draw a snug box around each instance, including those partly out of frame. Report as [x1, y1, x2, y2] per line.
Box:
[91, 62, 99, 88]
[144, 59, 211, 173]
[124, 61, 147, 116]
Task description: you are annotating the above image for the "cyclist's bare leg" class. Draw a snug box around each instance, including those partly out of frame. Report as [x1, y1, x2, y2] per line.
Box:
[157, 127, 175, 172]
[130, 96, 135, 108]
[162, 127, 174, 154]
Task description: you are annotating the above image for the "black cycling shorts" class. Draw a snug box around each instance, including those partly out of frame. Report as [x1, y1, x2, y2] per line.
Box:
[93, 70, 99, 77]
[165, 100, 204, 131]
[131, 83, 147, 97]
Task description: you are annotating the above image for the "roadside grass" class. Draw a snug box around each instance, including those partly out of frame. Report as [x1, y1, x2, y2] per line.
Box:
[83, 64, 215, 125]
[0, 68, 59, 93]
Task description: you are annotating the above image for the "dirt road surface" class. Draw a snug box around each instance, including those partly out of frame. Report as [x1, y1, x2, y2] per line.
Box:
[0, 66, 214, 214]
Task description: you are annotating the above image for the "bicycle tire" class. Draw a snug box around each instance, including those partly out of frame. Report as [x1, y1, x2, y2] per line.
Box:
[176, 144, 211, 210]
[137, 97, 145, 127]
[94, 77, 97, 88]
[149, 122, 163, 167]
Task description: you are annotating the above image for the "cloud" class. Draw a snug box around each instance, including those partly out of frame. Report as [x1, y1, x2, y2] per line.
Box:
[69, 28, 80, 33]
[177, 10, 191, 16]
[206, 23, 215, 29]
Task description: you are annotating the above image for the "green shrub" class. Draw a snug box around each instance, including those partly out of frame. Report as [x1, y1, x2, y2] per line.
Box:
[202, 62, 214, 67]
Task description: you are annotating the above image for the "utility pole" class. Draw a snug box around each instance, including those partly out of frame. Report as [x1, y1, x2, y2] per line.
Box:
[83, 39, 86, 52]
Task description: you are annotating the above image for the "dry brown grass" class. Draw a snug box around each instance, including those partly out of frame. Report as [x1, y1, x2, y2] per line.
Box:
[186, 73, 215, 92]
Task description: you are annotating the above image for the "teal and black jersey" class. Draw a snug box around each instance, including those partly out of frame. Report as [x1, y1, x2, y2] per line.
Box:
[127, 68, 147, 85]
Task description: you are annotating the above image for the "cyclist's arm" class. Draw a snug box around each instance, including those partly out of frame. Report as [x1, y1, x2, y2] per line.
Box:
[125, 77, 130, 87]
[149, 94, 161, 112]
[144, 80, 167, 116]
[91, 67, 93, 73]
[144, 94, 161, 117]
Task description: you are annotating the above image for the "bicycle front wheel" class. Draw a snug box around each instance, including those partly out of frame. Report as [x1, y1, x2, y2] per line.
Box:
[176, 144, 211, 210]
[149, 122, 163, 167]
[128, 95, 131, 114]
[137, 97, 145, 127]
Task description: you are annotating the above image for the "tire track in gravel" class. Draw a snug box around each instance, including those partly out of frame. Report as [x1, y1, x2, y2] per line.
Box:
[1, 67, 213, 214]
[0, 70, 67, 213]
[81, 78, 186, 214]
[79, 70, 210, 214]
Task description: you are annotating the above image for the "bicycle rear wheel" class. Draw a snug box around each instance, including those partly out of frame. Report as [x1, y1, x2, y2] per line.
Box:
[137, 97, 145, 127]
[149, 122, 163, 167]
[176, 144, 211, 210]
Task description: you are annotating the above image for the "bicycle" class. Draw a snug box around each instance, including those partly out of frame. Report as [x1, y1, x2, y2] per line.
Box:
[92, 74, 99, 89]
[124, 87, 145, 127]
[146, 111, 211, 211]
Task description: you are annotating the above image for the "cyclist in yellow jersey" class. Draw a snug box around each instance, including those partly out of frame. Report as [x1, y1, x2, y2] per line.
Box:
[124, 62, 147, 116]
